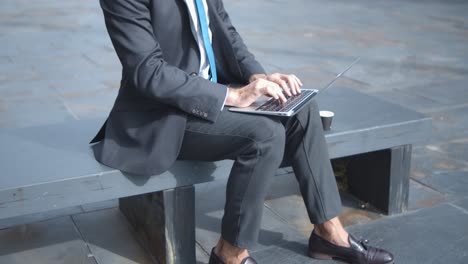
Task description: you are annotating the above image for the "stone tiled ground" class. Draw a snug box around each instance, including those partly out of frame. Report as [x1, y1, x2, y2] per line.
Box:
[1, 0, 468, 263]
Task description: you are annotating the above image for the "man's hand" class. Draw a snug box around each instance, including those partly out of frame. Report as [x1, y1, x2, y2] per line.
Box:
[249, 73, 303, 97]
[225, 79, 287, 108]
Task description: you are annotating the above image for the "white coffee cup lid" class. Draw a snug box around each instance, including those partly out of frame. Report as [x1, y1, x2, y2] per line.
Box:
[319, 110, 334, 117]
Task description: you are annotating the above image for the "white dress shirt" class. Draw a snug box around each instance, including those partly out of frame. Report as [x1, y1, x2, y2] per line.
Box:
[185, 0, 228, 109]
[184, 0, 212, 79]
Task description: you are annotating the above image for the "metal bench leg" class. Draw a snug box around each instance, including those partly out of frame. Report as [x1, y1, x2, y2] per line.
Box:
[119, 185, 196, 264]
[346, 145, 411, 215]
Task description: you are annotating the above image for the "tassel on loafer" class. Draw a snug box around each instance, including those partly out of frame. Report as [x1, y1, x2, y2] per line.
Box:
[308, 232, 394, 264]
[209, 247, 258, 264]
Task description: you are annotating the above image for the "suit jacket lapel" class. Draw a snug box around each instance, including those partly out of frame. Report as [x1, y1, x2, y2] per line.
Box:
[181, 0, 200, 47]
[206, 0, 243, 82]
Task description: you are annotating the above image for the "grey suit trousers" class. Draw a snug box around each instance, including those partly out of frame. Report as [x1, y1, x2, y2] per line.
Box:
[178, 100, 342, 249]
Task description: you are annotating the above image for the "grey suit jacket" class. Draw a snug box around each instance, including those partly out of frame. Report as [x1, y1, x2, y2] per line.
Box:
[90, 0, 266, 175]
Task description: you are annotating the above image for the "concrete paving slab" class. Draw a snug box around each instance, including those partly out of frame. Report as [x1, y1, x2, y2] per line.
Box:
[1, 0, 467, 128]
[430, 106, 468, 142]
[0, 79, 58, 100]
[251, 203, 468, 263]
[0, 216, 96, 264]
[72, 208, 154, 264]
[411, 146, 468, 199]
[416, 170, 468, 200]
[0, 58, 41, 84]
[29, 55, 101, 83]
[194, 178, 305, 253]
[348, 204, 468, 264]
[408, 179, 447, 211]
[251, 243, 326, 264]
[403, 79, 468, 109]
[264, 195, 313, 238]
[430, 137, 468, 164]
[451, 197, 468, 213]
[196, 205, 305, 254]
[226, 0, 468, 93]
[48, 78, 117, 98]
[412, 144, 468, 173]
[338, 192, 383, 227]
[265, 191, 384, 238]
[196, 242, 210, 264]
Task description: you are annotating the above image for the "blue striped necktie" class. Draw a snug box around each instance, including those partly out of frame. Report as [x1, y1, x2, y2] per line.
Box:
[194, 0, 217, 82]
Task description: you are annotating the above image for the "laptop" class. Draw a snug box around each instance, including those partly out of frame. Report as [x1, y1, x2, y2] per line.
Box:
[229, 57, 360, 117]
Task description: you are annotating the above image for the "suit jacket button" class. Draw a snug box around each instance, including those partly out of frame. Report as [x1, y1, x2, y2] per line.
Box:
[190, 72, 198, 77]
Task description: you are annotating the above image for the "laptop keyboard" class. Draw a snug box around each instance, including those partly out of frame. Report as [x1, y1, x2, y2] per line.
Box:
[256, 90, 314, 112]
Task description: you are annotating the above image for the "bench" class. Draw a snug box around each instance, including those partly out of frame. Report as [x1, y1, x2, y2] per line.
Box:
[0, 87, 431, 264]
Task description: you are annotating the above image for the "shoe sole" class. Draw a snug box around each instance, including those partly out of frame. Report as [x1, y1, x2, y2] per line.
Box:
[309, 252, 394, 264]
[310, 252, 349, 263]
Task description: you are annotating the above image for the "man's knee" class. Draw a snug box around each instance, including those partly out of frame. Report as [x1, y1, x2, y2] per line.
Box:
[295, 99, 322, 127]
[247, 118, 285, 163]
[304, 99, 319, 115]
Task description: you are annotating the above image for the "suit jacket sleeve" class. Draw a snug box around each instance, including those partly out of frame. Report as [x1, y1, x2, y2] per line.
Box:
[213, 0, 267, 82]
[100, 0, 227, 122]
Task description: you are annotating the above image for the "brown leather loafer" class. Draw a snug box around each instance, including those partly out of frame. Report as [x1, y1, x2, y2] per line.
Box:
[308, 232, 394, 264]
[209, 247, 258, 264]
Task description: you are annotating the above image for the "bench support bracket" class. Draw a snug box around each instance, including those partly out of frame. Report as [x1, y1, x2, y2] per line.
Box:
[119, 185, 196, 264]
[347, 145, 411, 215]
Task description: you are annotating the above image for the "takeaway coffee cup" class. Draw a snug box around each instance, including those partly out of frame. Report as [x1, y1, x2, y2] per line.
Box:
[319, 110, 334, 131]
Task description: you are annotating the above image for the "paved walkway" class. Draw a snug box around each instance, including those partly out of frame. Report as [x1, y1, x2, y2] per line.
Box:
[1, 0, 467, 263]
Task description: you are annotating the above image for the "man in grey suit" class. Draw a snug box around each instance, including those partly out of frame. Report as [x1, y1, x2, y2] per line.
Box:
[90, 0, 394, 263]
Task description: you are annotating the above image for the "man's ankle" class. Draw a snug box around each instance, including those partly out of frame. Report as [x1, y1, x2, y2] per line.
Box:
[215, 238, 249, 263]
[314, 219, 350, 247]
